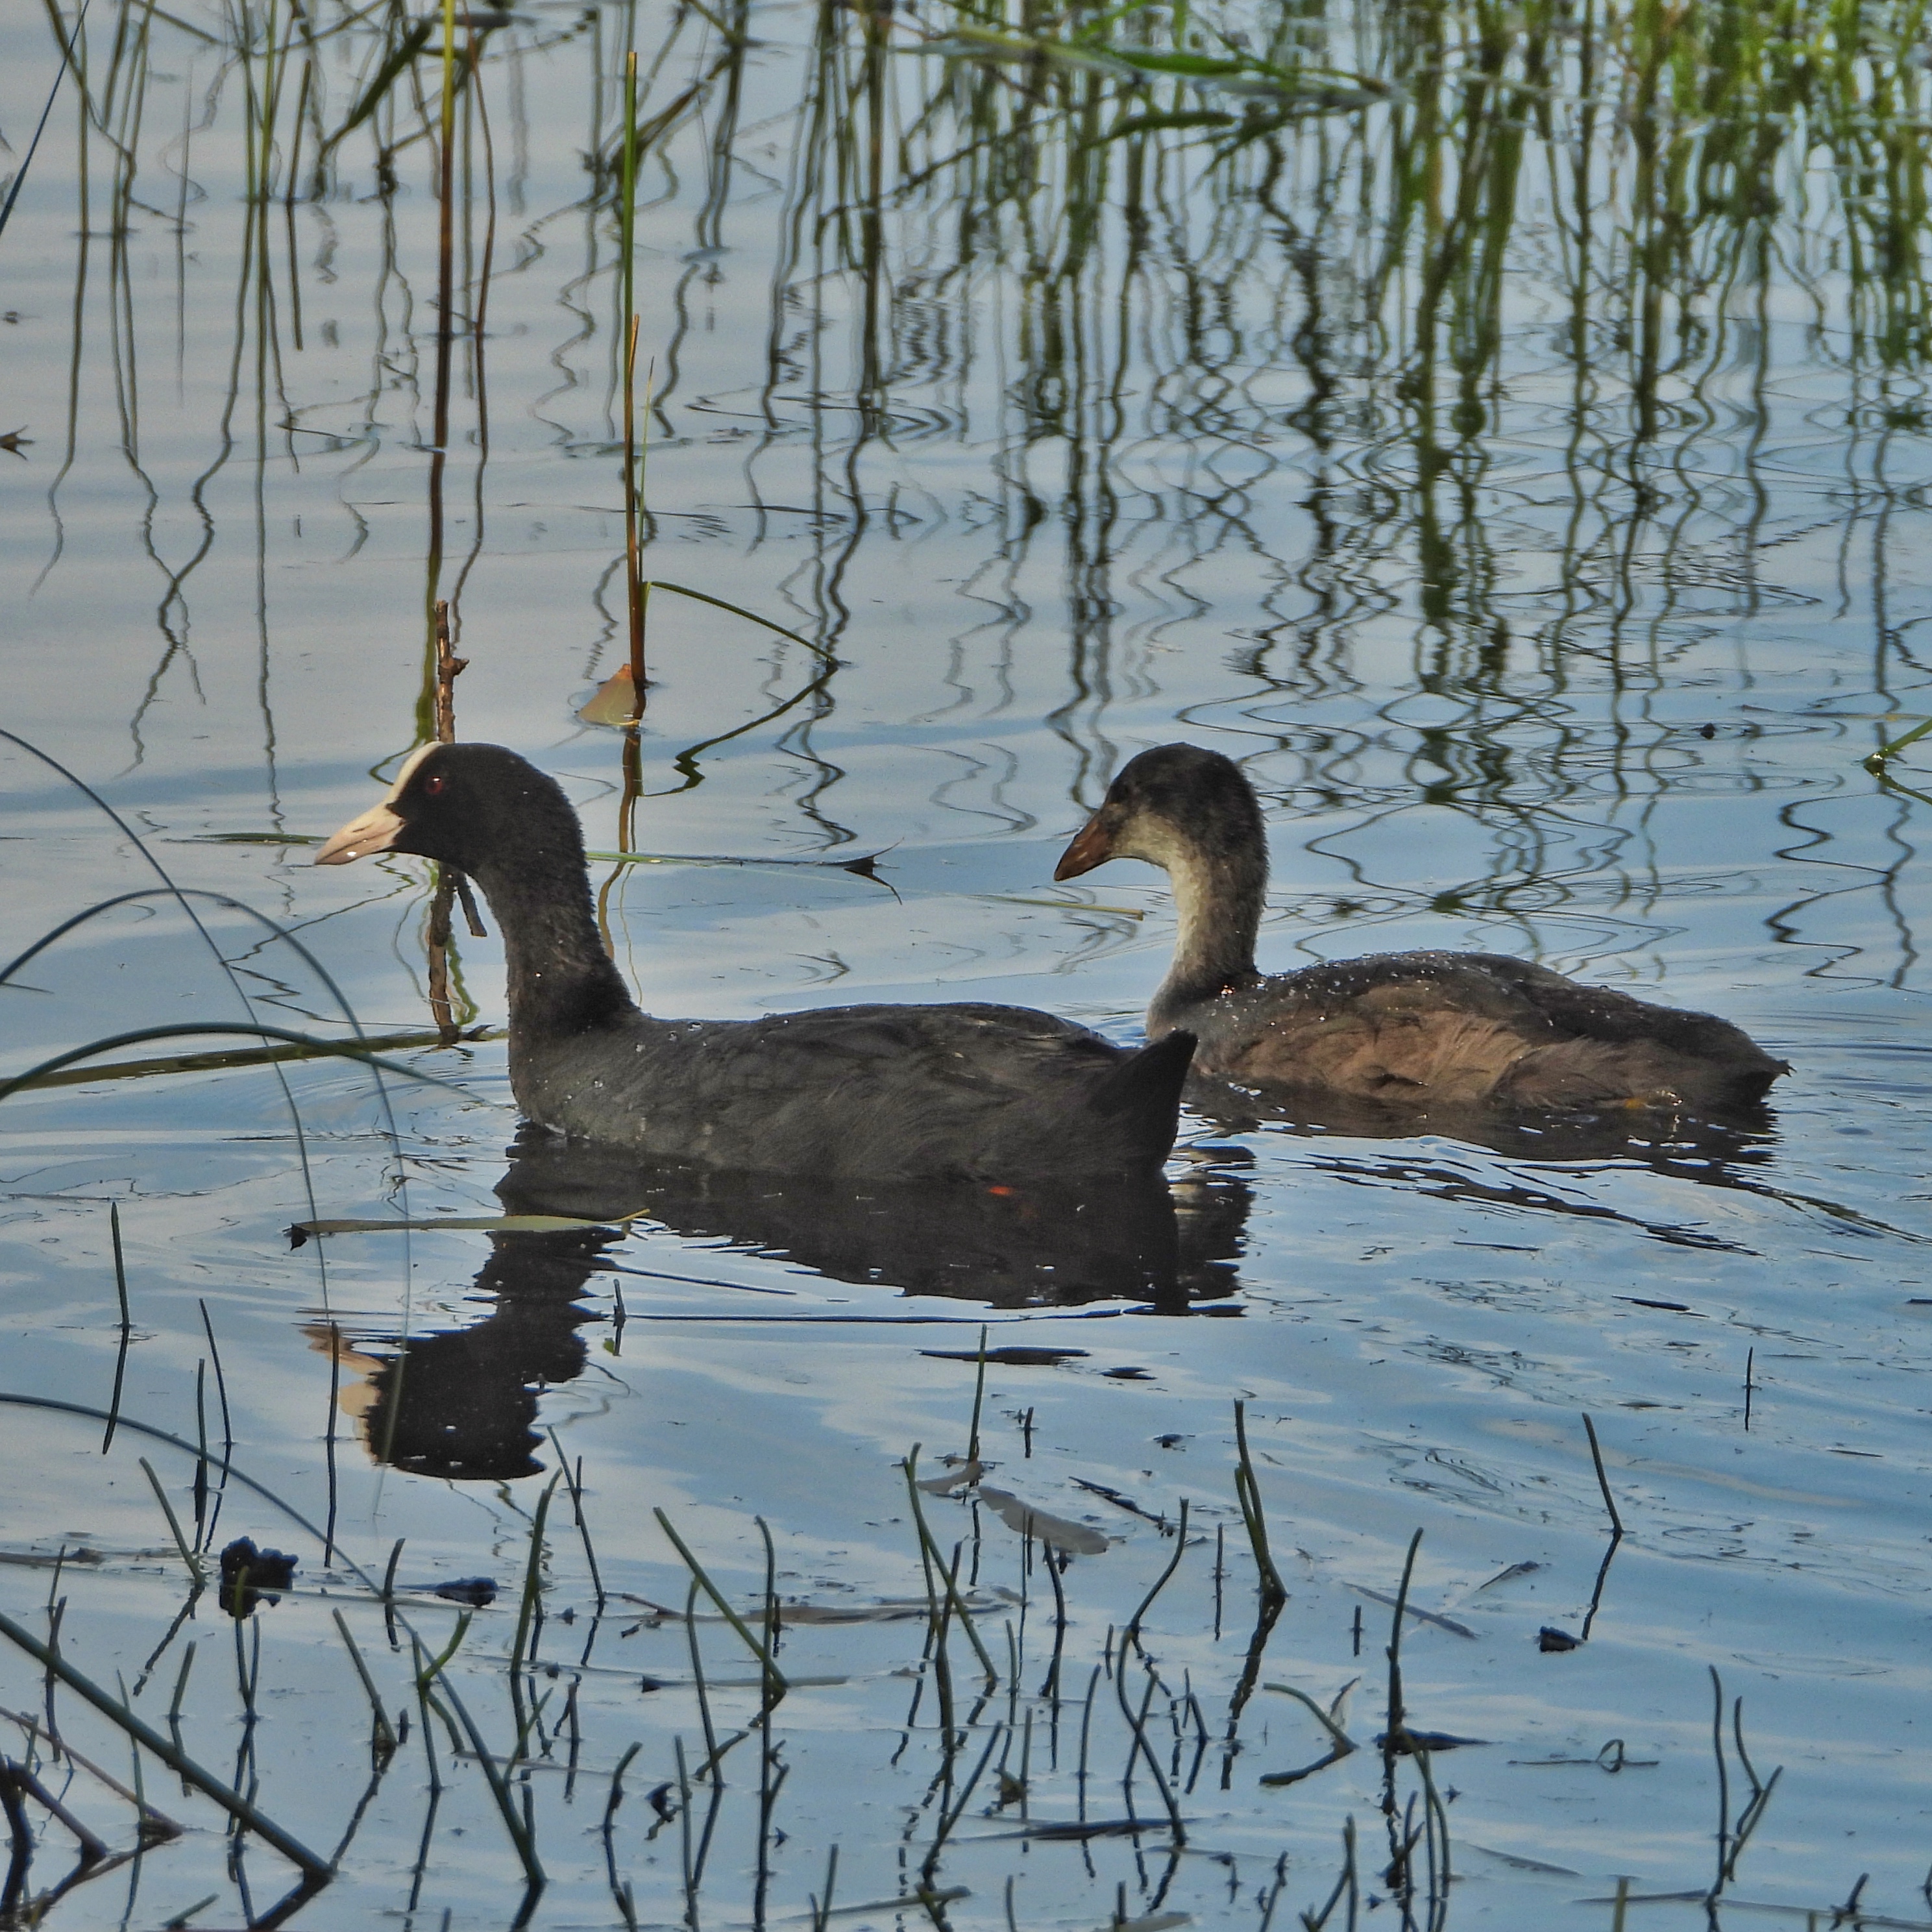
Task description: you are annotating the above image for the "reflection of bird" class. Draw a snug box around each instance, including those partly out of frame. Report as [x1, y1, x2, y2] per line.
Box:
[319, 744, 1193, 1182]
[498, 1127, 1251, 1313]
[304, 1219, 611, 1482]
[306, 1132, 1251, 1482]
[1057, 744, 1787, 1117]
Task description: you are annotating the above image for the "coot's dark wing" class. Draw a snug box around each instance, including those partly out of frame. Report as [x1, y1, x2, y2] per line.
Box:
[578, 1003, 1191, 1179]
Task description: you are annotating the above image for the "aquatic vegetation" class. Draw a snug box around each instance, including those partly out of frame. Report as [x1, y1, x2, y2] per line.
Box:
[8, 0, 1932, 1924]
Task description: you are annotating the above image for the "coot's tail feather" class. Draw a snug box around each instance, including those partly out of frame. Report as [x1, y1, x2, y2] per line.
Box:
[1082, 1030, 1196, 1164]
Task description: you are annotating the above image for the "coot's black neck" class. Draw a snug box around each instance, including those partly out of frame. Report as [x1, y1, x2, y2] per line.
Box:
[469, 855, 639, 1042]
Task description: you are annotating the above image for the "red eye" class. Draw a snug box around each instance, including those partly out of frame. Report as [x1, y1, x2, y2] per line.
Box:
[424, 774, 446, 797]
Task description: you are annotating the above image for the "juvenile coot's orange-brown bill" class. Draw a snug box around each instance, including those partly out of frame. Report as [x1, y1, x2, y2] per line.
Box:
[1054, 813, 1115, 881]
[315, 742, 438, 866]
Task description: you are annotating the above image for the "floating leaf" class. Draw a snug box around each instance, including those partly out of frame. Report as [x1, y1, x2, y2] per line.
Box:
[922, 1345, 1090, 1365]
[978, 1487, 1110, 1555]
[578, 665, 642, 727]
[287, 1210, 647, 1245]
[1346, 1584, 1477, 1638]
[916, 1457, 983, 1495]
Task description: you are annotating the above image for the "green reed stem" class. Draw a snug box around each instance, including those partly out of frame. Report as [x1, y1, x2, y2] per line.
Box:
[332, 1608, 397, 1754]
[511, 1473, 562, 1682]
[548, 1432, 608, 1612]
[1232, 1400, 1288, 1610]
[137, 1457, 202, 1586]
[652, 1508, 788, 1705]
[902, 1448, 999, 1686]
[966, 1324, 988, 1465]
[416, 1627, 545, 1888]
[620, 49, 646, 703]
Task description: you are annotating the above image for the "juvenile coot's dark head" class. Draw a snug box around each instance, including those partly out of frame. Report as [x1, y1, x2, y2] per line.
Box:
[316, 742, 588, 881]
[1055, 743, 1266, 881]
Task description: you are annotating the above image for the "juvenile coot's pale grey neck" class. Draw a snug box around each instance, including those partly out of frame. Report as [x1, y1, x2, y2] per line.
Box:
[1055, 742, 1788, 1116]
[318, 743, 1196, 1181]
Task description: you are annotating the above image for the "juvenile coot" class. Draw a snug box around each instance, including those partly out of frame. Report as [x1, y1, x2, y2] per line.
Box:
[318, 743, 1194, 1180]
[1054, 743, 1787, 1115]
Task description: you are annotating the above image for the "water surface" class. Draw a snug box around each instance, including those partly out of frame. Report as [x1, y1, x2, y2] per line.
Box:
[5, 0, 1932, 1923]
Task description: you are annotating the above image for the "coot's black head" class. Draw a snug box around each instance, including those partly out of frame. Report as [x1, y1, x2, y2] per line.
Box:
[316, 742, 587, 882]
[1055, 743, 1266, 880]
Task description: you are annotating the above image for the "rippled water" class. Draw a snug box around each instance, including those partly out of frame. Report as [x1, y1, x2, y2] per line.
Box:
[6, 0, 1932, 1923]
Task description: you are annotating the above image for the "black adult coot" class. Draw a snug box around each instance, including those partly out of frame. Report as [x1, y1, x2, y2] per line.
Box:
[1053, 743, 1787, 1115]
[317, 743, 1194, 1180]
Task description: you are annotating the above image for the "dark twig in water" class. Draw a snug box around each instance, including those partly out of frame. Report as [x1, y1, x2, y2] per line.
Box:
[1, 1755, 110, 1866]
[1709, 1667, 1733, 1894]
[921, 1720, 1004, 1886]
[602, 1740, 641, 1924]
[808, 1846, 844, 1932]
[1258, 1678, 1358, 1788]
[1707, 1669, 1783, 1892]
[1581, 1413, 1624, 1539]
[1075, 1663, 1101, 1821]
[414, 1616, 546, 1891]
[1040, 1542, 1068, 1702]
[1575, 1414, 1628, 1645]
[0, 0, 89, 244]
[685, 1579, 719, 1772]
[1114, 1652, 1186, 1843]
[509, 1474, 562, 1742]
[1122, 1497, 1190, 1655]
[1578, 1528, 1621, 1644]
[102, 1202, 130, 1456]
[0, 1762, 36, 1913]
[966, 1324, 988, 1468]
[1299, 1816, 1360, 1929]
[1070, 1477, 1169, 1530]
[1378, 1530, 1424, 1905]
[197, 1299, 234, 1484]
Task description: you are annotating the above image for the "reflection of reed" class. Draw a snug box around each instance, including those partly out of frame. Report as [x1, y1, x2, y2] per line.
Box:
[31, 0, 1932, 973]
